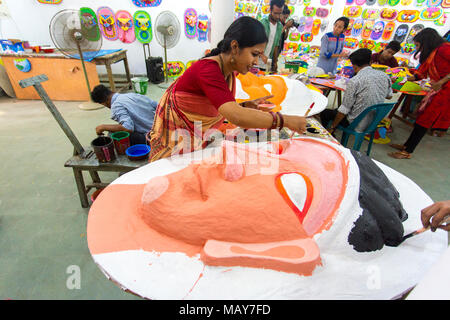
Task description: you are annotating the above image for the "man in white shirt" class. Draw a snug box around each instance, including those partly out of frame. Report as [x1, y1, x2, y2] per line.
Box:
[320, 49, 393, 133]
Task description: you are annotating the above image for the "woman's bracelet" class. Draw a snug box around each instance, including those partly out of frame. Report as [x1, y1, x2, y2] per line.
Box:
[269, 112, 278, 129]
[277, 112, 284, 130]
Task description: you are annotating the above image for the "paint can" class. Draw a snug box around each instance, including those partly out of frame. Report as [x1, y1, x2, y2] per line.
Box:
[91, 136, 116, 163]
[131, 77, 149, 95]
[111, 131, 131, 155]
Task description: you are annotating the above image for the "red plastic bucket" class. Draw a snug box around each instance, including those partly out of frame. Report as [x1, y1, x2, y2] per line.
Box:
[111, 131, 131, 155]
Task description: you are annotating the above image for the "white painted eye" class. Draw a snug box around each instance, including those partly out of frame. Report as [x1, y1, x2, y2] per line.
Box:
[280, 173, 308, 213]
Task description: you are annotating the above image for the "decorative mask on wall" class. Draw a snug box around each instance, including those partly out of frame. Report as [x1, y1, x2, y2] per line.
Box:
[116, 10, 135, 43]
[134, 10, 152, 43]
[97, 6, 118, 41]
[131, 0, 162, 7]
[80, 7, 100, 42]
[184, 8, 198, 39]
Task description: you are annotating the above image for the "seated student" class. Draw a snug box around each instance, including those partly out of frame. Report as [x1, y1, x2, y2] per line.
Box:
[91, 84, 158, 145]
[370, 41, 401, 68]
[320, 48, 393, 134]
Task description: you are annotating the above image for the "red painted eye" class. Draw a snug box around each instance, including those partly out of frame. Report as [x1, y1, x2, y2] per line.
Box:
[275, 172, 314, 224]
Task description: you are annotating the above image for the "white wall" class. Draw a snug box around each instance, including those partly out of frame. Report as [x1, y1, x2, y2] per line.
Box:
[0, 0, 214, 75]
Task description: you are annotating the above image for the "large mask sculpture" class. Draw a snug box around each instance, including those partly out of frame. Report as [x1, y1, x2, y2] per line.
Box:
[87, 76, 447, 300]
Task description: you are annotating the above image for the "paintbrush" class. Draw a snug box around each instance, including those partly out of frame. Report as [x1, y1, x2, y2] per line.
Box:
[400, 216, 450, 244]
[289, 102, 315, 140]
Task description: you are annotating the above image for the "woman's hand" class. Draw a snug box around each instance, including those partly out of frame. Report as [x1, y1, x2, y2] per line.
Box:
[431, 81, 442, 92]
[284, 115, 307, 134]
[242, 95, 274, 110]
[430, 80, 444, 92]
[421, 200, 450, 232]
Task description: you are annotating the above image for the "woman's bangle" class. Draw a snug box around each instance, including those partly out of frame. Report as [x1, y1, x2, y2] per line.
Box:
[269, 112, 277, 129]
[277, 112, 284, 130]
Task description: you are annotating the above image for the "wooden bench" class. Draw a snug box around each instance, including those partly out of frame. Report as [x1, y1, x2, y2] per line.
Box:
[64, 147, 147, 208]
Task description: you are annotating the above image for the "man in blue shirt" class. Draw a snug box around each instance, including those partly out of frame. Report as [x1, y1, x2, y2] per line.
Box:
[91, 84, 157, 145]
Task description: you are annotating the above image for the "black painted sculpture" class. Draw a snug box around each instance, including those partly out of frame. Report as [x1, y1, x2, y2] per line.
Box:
[348, 150, 408, 252]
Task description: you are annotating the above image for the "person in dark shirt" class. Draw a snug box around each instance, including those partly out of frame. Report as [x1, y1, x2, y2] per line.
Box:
[370, 41, 401, 68]
[279, 6, 293, 55]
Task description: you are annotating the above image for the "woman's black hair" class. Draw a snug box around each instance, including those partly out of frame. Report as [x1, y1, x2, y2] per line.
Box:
[91, 84, 112, 104]
[413, 28, 445, 64]
[205, 16, 268, 57]
[335, 16, 350, 30]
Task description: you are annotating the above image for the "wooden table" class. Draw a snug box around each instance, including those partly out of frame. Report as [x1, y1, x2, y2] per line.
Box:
[387, 89, 428, 127]
[0, 52, 100, 101]
[91, 49, 132, 92]
[309, 78, 345, 107]
[65, 147, 147, 208]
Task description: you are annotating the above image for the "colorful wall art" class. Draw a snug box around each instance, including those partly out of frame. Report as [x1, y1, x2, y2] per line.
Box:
[37, 0, 62, 4]
[134, 10, 152, 44]
[131, 0, 161, 7]
[184, 8, 198, 39]
[165, 61, 185, 78]
[80, 7, 100, 42]
[397, 10, 420, 22]
[97, 6, 118, 41]
[116, 10, 135, 43]
[197, 14, 209, 42]
[382, 21, 396, 40]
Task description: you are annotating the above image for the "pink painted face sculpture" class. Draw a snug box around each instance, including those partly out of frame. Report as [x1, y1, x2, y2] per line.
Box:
[88, 138, 351, 276]
[136, 140, 349, 275]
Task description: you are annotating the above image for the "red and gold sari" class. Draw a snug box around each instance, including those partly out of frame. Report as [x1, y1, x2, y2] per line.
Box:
[414, 42, 450, 130]
[147, 76, 236, 162]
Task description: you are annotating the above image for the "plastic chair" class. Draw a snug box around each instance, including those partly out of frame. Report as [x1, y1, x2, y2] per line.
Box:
[336, 103, 395, 156]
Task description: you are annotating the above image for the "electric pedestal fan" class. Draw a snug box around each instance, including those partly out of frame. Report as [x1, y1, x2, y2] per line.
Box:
[49, 9, 103, 110]
[154, 11, 181, 89]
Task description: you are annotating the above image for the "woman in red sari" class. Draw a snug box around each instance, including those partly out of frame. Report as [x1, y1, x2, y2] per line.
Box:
[389, 28, 450, 159]
[148, 17, 307, 162]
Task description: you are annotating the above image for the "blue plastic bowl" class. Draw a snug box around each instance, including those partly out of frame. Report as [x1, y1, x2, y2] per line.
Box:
[125, 144, 151, 161]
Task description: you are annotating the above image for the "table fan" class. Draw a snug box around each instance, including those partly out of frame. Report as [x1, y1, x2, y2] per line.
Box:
[154, 11, 181, 88]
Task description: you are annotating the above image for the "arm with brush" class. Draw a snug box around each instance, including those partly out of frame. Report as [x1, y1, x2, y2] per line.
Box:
[421, 200, 450, 232]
